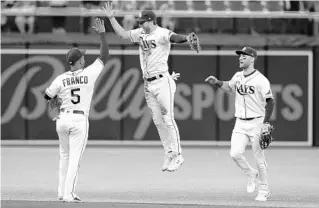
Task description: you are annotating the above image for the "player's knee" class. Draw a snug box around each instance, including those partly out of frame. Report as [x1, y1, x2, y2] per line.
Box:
[230, 151, 243, 160]
[152, 116, 165, 127]
[162, 114, 174, 126]
[256, 160, 267, 169]
[60, 152, 69, 159]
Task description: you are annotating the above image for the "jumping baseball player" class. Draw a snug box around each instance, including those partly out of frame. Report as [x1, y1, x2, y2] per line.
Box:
[44, 18, 108, 203]
[205, 47, 275, 201]
[102, 2, 200, 172]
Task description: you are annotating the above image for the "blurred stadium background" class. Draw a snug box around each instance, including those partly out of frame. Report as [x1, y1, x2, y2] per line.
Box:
[1, 0, 319, 146]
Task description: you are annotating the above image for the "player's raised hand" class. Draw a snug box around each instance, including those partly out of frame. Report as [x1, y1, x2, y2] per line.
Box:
[205, 76, 218, 84]
[92, 18, 105, 34]
[102, 1, 115, 19]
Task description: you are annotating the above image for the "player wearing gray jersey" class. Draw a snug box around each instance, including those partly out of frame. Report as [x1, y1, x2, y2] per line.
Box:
[205, 47, 275, 201]
[102, 2, 198, 172]
[44, 18, 109, 203]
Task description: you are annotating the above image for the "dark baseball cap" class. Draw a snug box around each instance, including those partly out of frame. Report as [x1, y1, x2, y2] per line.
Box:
[66, 48, 86, 65]
[235, 47, 257, 58]
[136, 10, 156, 22]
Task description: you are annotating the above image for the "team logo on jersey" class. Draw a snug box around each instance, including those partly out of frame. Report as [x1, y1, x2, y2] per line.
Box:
[139, 37, 156, 51]
[236, 83, 255, 95]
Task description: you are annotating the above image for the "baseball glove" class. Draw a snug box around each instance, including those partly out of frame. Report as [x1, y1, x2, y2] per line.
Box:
[259, 123, 274, 150]
[48, 96, 62, 112]
[186, 32, 201, 53]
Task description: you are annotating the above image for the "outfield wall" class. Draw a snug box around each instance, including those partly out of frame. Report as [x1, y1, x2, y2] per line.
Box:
[1, 46, 317, 146]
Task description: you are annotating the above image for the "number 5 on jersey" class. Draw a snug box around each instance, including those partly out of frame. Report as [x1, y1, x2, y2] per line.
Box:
[71, 88, 80, 104]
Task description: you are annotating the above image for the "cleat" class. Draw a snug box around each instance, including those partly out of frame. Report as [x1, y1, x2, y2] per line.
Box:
[161, 152, 174, 172]
[255, 191, 270, 201]
[167, 154, 184, 172]
[247, 169, 258, 193]
[63, 196, 82, 203]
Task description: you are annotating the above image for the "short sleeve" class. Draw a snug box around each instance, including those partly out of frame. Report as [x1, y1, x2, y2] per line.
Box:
[160, 28, 176, 44]
[45, 76, 61, 98]
[260, 78, 273, 99]
[129, 28, 142, 43]
[84, 58, 104, 81]
[228, 72, 239, 91]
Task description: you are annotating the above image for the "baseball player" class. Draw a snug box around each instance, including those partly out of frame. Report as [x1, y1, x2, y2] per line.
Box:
[102, 2, 200, 172]
[44, 18, 108, 202]
[205, 47, 275, 201]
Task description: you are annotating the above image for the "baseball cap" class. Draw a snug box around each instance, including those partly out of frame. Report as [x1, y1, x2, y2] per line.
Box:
[66, 48, 86, 65]
[136, 10, 156, 22]
[235, 47, 257, 58]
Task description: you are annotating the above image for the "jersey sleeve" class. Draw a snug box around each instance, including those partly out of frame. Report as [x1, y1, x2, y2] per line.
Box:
[228, 72, 239, 91]
[260, 78, 273, 99]
[45, 76, 61, 98]
[128, 28, 142, 43]
[85, 58, 104, 81]
[160, 28, 176, 44]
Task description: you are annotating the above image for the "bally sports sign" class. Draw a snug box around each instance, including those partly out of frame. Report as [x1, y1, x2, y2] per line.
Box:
[0, 49, 313, 146]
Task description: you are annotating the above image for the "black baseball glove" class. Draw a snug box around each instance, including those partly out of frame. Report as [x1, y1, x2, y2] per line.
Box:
[259, 123, 274, 149]
[186, 32, 201, 53]
[48, 96, 62, 111]
[47, 96, 62, 121]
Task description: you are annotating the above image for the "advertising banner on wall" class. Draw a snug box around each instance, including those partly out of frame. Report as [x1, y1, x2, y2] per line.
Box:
[0, 48, 313, 146]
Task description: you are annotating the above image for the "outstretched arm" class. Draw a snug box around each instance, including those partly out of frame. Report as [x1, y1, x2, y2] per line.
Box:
[102, 2, 130, 39]
[205, 76, 232, 91]
[170, 32, 201, 53]
[170, 34, 188, 43]
[92, 18, 109, 64]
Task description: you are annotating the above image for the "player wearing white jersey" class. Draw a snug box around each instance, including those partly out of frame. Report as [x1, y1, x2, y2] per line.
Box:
[102, 2, 197, 172]
[44, 18, 109, 203]
[205, 47, 275, 201]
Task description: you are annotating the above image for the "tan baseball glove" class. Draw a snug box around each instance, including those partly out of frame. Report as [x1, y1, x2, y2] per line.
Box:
[186, 32, 201, 53]
[259, 123, 274, 150]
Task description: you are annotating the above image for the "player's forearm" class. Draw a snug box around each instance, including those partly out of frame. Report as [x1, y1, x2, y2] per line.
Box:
[215, 80, 232, 91]
[170, 34, 187, 43]
[264, 98, 275, 123]
[108, 17, 129, 39]
[99, 32, 109, 64]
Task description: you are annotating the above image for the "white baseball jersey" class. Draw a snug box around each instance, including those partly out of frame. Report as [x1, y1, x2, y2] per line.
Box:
[45, 59, 104, 115]
[129, 26, 175, 78]
[228, 70, 273, 118]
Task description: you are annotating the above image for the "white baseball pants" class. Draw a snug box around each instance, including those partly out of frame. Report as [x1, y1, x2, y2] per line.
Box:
[56, 112, 88, 199]
[144, 72, 181, 155]
[230, 117, 269, 191]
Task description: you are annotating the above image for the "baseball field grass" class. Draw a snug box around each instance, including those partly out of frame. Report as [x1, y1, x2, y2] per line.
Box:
[1, 145, 319, 208]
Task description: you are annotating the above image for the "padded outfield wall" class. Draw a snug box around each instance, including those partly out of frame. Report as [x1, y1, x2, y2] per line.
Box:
[1, 42, 318, 146]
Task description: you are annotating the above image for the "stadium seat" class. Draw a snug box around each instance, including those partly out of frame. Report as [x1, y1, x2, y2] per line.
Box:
[248, 1, 265, 11]
[211, 1, 228, 11]
[266, 0, 284, 11]
[228, 1, 246, 11]
[174, 1, 188, 10]
[193, 1, 207, 11]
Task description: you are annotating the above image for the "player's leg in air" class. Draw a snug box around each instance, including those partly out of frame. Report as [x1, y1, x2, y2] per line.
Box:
[156, 74, 183, 172]
[145, 84, 172, 172]
[230, 132, 258, 193]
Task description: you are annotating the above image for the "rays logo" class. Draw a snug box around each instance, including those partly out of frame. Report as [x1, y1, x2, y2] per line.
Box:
[236, 84, 255, 95]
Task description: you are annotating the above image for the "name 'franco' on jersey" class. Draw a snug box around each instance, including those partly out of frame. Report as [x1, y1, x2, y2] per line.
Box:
[45, 59, 104, 116]
[228, 70, 273, 118]
[129, 26, 175, 78]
